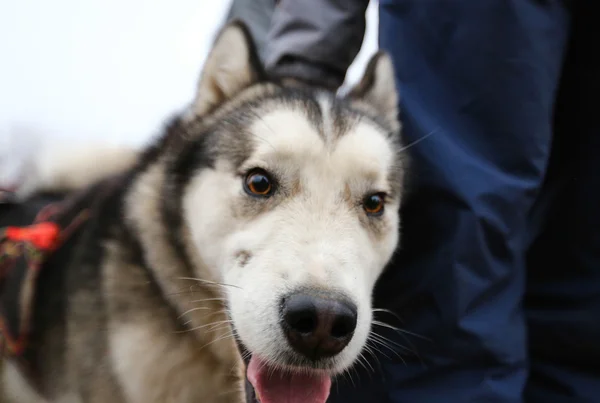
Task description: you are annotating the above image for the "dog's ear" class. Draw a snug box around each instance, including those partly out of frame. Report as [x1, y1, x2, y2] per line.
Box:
[192, 20, 263, 116]
[347, 51, 399, 128]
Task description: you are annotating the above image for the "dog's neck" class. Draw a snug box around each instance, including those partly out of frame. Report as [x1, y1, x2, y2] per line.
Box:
[120, 158, 236, 361]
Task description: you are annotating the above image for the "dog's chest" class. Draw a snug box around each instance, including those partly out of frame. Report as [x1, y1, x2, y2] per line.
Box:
[108, 320, 243, 403]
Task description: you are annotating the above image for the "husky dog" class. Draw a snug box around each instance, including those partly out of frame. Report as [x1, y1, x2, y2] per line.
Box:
[1, 20, 405, 403]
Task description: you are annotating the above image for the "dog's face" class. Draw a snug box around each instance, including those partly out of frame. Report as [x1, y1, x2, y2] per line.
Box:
[181, 22, 404, 403]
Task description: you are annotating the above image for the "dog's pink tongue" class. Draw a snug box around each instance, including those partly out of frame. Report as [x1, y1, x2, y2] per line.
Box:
[247, 356, 331, 403]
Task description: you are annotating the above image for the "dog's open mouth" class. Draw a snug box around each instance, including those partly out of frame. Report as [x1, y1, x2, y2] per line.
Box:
[237, 340, 332, 403]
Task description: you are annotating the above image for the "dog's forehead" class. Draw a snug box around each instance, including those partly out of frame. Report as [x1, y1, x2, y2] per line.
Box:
[246, 97, 396, 179]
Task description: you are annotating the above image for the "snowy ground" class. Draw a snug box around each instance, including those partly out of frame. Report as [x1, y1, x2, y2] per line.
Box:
[0, 0, 378, 186]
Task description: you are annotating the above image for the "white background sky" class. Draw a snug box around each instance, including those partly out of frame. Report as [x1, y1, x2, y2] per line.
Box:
[0, 0, 378, 183]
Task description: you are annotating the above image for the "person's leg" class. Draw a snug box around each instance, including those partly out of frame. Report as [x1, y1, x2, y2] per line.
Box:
[524, 2, 600, 401]
[330, 1, 570, 402]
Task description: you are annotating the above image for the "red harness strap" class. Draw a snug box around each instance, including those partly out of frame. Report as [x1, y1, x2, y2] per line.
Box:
[3, 222, 61, 251]
[0, 201, 89, 358]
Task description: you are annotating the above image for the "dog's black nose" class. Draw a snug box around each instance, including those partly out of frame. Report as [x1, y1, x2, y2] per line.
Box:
[281, 292, 357, 360]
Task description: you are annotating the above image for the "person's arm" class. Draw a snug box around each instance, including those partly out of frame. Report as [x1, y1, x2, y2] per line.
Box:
[264, 0, 370, 90]
[225, 0, 276, 61]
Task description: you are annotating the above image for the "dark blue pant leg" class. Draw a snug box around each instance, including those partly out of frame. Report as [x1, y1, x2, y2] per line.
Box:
[524, 3, 600, 401]
[329, 1, 570, 402]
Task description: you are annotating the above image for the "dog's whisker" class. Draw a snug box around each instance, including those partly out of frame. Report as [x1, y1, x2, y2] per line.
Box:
[175, 276, 243, 290]
[369, 332, 414, 354]
[355, 351, 375, 377]
[205, 322, 234, 334]
[339, 365, 353, 388]
[367, 334, 408, 365]
[177, 306, 213, 319]
[348, 363, 362, 389]
[165, 283, 228, 297]
[216, 387, 244, 398]
[166, 289, 202, 297]
[186, 297, 228, 304]
[372, 308, 405, 324]
[371, 319, 428, 362]
[354, 354, 367, 373]
[397, 126, 440, 153]
[367, 344, 383, 368]
[179, 319, 231, 333]
[370, 332, 418, 357]
[371, 320, 431, 341]
[197, 331, 237, 353]
[342, 366, 357, 388]
[173, 319, 233, 334]
[362, 352, 376, 375]
[366, 339, 392, 362]
[179, 307, 229, 324]
[362, 344, 383, 374]
[367, 338, 405, 366]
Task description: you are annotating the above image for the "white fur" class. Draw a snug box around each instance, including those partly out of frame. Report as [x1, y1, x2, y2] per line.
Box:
[184, 103, 400, 375]
[1, 361, 80, 403]
[109, 323, 237, 403]
[2, 361, 48, 403]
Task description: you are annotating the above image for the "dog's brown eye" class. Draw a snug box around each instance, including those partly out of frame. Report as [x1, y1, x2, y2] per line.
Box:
[244, 169, 273, 197]
[363, 193, 385, 216]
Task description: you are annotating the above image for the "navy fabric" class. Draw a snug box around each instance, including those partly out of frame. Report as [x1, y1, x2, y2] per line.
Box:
[524, 4, 600, 401]
[328, 0, 600, 402]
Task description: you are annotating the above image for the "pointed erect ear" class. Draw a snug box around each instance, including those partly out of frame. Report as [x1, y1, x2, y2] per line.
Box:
[347, 51, 399, 129]
[191, 20, 264, 116]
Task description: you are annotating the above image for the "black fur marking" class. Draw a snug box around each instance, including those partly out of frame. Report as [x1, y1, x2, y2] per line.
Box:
[277, 87, 324, 137]
[330, 97, 359, 141]
[121, 211, 189, 332]
[162, 122, 216, 276]
[89, 176, 189, 333]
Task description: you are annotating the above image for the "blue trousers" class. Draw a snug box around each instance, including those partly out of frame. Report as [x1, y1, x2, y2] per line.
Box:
[330, 1, 600, 401]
